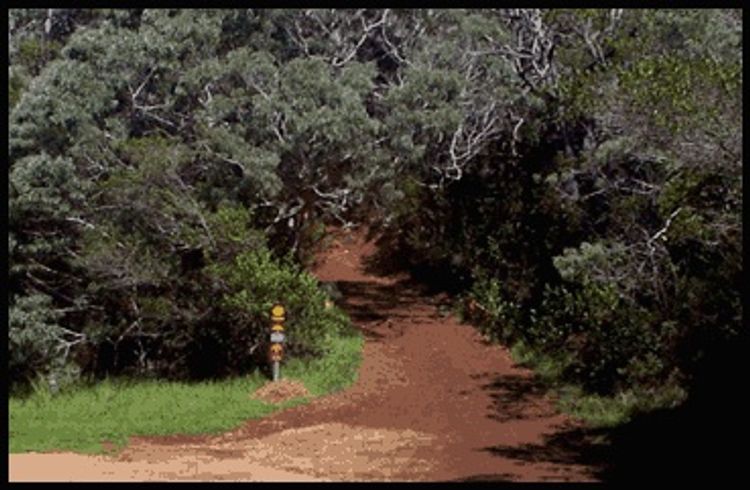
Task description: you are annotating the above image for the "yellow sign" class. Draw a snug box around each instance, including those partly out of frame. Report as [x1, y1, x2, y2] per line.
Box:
[271, 304, 285, 318]
[271, 324, 285, 332]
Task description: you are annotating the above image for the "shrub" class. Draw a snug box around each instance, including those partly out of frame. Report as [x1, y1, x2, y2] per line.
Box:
[9, 294, 62, 385]
[467, 275, 523, 343]
[213, 247, 350, 360]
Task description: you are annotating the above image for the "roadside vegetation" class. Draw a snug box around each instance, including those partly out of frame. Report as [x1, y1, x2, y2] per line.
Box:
[8, 8, 741, 459]
[10, 331, 362, 453]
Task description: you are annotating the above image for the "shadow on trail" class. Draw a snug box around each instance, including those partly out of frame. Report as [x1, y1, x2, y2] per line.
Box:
[486, 334, 744, 483]
[334, 279, 450, 320]
[360, 231, 470, 295]
[330, 279, 434, 342]
[469, 330, 746, 483]
[451, 473, 515, 482]
[480, 376, 744, 483]
[482, 425, 610, 481]
[334, 280, 413, 322]
[481, 374, 555, 423]
[348, 228, 743, 482]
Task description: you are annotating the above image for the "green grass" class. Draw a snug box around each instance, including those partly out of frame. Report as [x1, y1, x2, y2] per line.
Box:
[508, 340, 687, 429]
[555, 384, 687, 428]
[285, 331, 364, 397]
[555, 385, 641, 428]
[510, 340, 569, 382]
[9, 331, 363, 454]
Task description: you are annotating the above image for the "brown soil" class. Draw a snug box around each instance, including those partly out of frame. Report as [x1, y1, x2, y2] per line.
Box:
[251, 379, 311, 404]
[9, 227, 599, 481]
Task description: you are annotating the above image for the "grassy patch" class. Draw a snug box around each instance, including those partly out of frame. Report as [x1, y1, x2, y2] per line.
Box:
[285, 330, 364, 397]
[556, 384, 687, 428]
[509, 340, 569, 382]
[9, 331, 363, 454]
[508, 340, 686, 429]
[556, 385, 639, 428]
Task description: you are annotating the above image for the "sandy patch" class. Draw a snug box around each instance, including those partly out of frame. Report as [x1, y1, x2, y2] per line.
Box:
[9, 452, 325, 482]
[238, 423, 438, 480]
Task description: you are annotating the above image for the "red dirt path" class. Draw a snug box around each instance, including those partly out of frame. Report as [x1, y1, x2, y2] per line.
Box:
[9, 228, 598, 481]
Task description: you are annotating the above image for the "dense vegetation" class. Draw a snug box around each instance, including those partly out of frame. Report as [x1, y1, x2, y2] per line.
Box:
[9, 7, 742, 427]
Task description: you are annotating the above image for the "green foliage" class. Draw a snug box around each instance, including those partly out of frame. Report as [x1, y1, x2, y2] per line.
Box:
[215, 248, 351, 358]
[283, 331, 363, 397]
[555, 383, 687, 428]
[206, 203, 265, 261]
[618, 55, 741, 133]
[468, 276, 523, 343]
[8, 152, 89, 393]
[6, 8, 741, 426]
[511, 338, 686, 428]
[9, 65, 29, 109]
[15, 36, 63, 75]
[9, 153, 83, 236]
[9, 294, 66, 387]
[9, 58, 115, 161]
[54, 185, 347, 384]
[553, 284, 661, 393]
[380, 8, 741, 415]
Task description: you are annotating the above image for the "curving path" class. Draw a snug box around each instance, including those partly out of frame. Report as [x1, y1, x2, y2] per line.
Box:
[9, 228, 598, 481]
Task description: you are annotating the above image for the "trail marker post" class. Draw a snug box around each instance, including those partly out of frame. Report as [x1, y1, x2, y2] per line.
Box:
[269, 304, 286, 382]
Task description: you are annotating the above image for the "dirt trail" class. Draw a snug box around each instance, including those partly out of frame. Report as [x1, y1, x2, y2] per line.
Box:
[9, 228, 598, 481]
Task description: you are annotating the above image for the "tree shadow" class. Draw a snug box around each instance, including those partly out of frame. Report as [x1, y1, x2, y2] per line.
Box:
[481, 374, 559, 423]
[334, 280, 415, 322]
[331, 280, 434, 343]
[597, 392, 743, 483]
[482, 425, 611, 481]
[361, 232, 470, 295]
[451, 473, 515, 482]
[480, 377, 744, 483]
[361, 232, 411, 278]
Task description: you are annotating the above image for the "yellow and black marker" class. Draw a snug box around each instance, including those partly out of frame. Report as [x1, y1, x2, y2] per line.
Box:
[269, 304, 286, 381]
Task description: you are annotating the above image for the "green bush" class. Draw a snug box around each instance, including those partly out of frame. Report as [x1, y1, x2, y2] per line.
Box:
[469, 268, 681, 395]
[9, 186, 348, 390]
[9, 294, 66, 389]
[467, 275, 523, 343]
[80, 205, 348, 382]
[554, 283, 664, 394]
[214, 247, 350, 359]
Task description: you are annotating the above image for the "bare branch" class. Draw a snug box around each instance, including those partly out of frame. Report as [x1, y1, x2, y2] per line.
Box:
[332, 10, 388, 67]
[648, 207, 682, 245]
